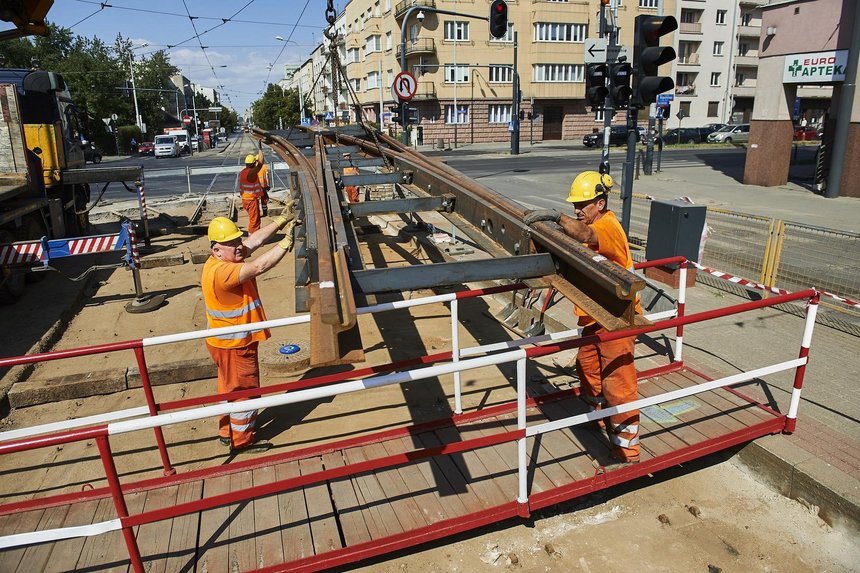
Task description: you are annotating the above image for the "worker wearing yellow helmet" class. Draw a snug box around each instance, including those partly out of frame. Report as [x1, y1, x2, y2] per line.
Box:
[524, 170, 642, 467]
[201, 209, 299, 454]
[239, 150, 266, 233]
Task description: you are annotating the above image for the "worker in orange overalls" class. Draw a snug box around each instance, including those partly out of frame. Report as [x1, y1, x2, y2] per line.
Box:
[524, 171, 642, 467]
[257, 144, 271, 216]
[342, 152, 361, 203]
[202, 213, 299, 453]
[239, 151, 265, 233]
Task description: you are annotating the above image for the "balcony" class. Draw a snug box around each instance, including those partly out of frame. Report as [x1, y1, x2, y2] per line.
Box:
[395, 0, 435, 20]
[734, 54, 759, 67]
[737, 25, 761, 37]
[396, 38, 436, 58]
[733, 85, 756, 98]
[413, 81, 437, 100]
[677, 53, 700, 66]
[675, 84, 696, 96]
[679, 22, 702, 34]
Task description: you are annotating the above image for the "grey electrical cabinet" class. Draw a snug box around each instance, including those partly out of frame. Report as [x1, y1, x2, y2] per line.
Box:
[645, 200, 707, 264]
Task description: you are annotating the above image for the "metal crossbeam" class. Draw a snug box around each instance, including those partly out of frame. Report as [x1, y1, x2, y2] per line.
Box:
[341, 172, 412, 186]
[346, 196, 449, 219]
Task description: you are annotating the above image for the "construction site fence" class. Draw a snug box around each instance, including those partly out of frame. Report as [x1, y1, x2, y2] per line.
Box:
[0, 279, 819, 570]
[624, 193, 860, 332]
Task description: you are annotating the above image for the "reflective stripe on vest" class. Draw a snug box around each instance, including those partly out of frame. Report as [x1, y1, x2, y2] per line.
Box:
[207, 298, 262, 319]
[239, 167, 263, 198]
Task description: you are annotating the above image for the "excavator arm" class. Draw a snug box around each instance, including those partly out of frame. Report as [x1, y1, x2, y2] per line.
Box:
[0, 0, 53, 42]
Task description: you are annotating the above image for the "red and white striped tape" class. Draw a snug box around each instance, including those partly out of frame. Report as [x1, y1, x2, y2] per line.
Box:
[690, 261, 860, 310]
[67, 235, 121, 255]
[0, 242, 43, 265]
[127, 224, 140, 266]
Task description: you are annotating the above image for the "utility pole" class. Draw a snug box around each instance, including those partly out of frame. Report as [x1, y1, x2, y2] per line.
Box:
[511, 31, 520, 155]
[599, 2, 613, 172]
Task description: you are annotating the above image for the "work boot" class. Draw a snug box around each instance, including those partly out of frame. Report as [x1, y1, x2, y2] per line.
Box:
[218, 436, 231, 446]
[230, 440, 273, 454]
[261, 204, 268, 216]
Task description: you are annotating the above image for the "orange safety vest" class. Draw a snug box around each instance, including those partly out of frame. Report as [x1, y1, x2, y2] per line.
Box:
[239, 166, 264, 200]
[202, 256, 271, 348]
[258, 163, 270, 190]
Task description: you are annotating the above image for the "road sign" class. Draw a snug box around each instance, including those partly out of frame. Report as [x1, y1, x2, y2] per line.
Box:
[208, 107, 222, 113]
[182, 115, 192, 125]
[301, 117, 311, 126]
[324, 111, 334, 121]
[393, 71, 418, 101]
[584, 38, 629, 64]
[110, 113, 118, 121]
[656, 93, 674, 107]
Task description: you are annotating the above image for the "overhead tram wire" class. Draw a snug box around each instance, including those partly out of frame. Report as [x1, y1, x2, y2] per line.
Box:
[263, 0, 311, 87]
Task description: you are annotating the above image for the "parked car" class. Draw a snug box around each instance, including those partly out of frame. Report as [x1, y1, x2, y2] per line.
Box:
[793, 126, 820, 141]
[701, 123, 727, 136]
[583, 125, 638, 148]
[138, 141, 154, 155]
[153, 134, 180, 158]
[82, 142, 102, 164]
[657, 127, 711, 145]
[707, 124, 750, 144]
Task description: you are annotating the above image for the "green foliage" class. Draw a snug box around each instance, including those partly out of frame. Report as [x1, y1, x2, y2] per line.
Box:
[250, 84, 302, 129]
[117, 125, 142, 153]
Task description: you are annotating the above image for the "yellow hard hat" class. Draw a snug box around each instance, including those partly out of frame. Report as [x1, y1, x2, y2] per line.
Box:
[244, 154, 257, 165]
[208, 217, 243, 243]
[567, 171, 613, 203]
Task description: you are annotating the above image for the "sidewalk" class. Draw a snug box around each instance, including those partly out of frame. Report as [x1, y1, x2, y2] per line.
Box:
[1, 136, 857, 536]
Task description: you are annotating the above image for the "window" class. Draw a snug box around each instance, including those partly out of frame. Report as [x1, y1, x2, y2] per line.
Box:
[710, 72, 721, 86]
[349, 78, 361, 92]
[385, 0, 391, 13]
[679, 101, 691, 117]
[346, 48, 360, 63]
[707, 101, 719, 117]
[713, 41, 724, 56]
[374, 1, 380, 17]
[387, 69, 393, 88]
[738, 43, 749, 57]
[367, 71, 379, 90]
[716, 10, 727, 25]
[444, 64, 470, 83]
[741, 12, 752, 26]
[386, 32, 392, 51]
[534, 23, 587, 43]
[444, 21, 470, 41]
[445, 104, 469, 124]
[491, 23, 514, 42]
[533, 64, 584, 83]
[639, 0, 659, 8]
[736, 72, 746, 86]
[489, 65, 513, 83]
[488, 104, 512, 124]
[366, 35, 381, 54]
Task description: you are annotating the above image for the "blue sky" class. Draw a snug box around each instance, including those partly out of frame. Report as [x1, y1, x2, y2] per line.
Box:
[47, 1, 346, 115]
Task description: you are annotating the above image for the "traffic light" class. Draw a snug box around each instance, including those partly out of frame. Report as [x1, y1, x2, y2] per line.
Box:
[406, 107, 419, 124]
[518, 109, 525, 121]
[632, 15, 677, 106]
[585, 64, 608, 109]
[609, 63, 632, 107]
[489, 0, 508, 39]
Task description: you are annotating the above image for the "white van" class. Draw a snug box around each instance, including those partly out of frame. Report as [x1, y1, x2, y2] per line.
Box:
[154, 134, 179, 158]
[166, 129, 191, 154]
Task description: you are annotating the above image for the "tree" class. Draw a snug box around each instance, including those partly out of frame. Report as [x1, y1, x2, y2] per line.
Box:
[250, 84, 301, 129]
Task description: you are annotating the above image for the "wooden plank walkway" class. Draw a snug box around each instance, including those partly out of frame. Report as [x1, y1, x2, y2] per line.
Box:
[0, 367, 784, 572]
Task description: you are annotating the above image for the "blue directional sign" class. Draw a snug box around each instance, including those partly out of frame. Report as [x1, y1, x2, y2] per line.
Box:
[324, 111, 334, 121]
[300, 117, 311, 126]
[657, 93, 674, 106]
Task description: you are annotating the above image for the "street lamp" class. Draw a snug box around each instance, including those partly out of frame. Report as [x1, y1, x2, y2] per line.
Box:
[184, 83, 198, 137]
[129, 42, 148, 135]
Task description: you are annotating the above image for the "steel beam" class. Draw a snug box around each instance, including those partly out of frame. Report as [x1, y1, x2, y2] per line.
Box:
[62, 166, 144, 185]
[345, 196, 451, 219]
[351, 254, 556, 293]
[340, 172, 413, 186]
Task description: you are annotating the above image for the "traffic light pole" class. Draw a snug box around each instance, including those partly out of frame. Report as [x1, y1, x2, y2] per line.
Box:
[599, 4, 612, 171]
[511, 31, 520, 155]
[621, 103, 637, 237]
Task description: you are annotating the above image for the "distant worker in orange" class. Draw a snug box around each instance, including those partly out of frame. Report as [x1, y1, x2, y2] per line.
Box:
[239, 150, 266, 233]
[257, 143, 271, 216]
[342, 152, 361, 203]
[524, 171, 642, 467]
[202, 212, 299, 453]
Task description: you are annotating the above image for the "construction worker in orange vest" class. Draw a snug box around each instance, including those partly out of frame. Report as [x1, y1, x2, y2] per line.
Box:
[524, 171, 642, 468]
[342, 152, 361, 203]
[239, 150, 265, 233]
[257, 141, 271, 216]
[202, 212, 299, 453]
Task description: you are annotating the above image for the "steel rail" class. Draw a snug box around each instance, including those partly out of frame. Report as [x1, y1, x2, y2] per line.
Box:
[314, 127, 645, 329]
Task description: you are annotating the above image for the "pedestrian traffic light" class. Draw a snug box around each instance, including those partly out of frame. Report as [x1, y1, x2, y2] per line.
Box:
[609, 62, 633, 107]
[489, 0, 508, 39]
[518, 109, 525, 121]
[585, 63, 608, 109]
[632, 14, 677, 106]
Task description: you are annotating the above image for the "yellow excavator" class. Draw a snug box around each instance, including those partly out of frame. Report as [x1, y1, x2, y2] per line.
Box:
[0, 0, 52, 42]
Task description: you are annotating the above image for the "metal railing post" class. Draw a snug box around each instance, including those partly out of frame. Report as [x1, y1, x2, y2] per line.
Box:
[96, 436, 145, 573]
[133, 347, 175, 475]
[186, 165, 192, 195]
[784, 293, 819, 434]
[516, 357, 528, 506]
[675, 260, 687, 362]
[451, 299, 462, 415]
[134, 180, 150, 247]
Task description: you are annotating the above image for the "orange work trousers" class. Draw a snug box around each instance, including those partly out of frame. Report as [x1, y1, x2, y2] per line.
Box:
[345, 185, 360, 203]
[241, 194, 262, 234]
[206, 341, 260, 448]
[576, 324, 640, 462]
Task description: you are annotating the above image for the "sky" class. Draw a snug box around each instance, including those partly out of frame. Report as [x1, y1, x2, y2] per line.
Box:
[46, 0, 348, 115]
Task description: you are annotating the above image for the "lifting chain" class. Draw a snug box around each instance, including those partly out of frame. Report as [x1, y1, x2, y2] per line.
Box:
[324, 0, 338, 41]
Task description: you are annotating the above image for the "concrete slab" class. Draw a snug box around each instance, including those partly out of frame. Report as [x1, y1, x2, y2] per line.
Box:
[8, 369, 128, 408]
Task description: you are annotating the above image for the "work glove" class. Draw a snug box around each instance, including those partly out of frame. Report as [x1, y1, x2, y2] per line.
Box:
[277, 219, 301, 251]
[272, 212, 294, 230]
[523, 209, 561, 225]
